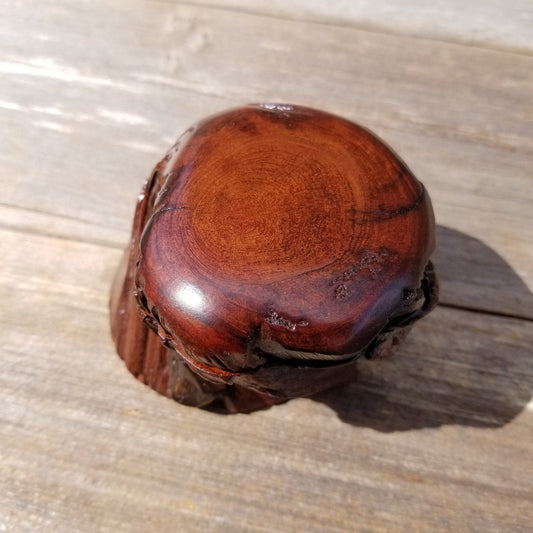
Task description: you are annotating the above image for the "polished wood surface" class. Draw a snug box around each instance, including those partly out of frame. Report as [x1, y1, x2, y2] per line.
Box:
[1, 1, 532, 532]
[110, 105, 437, 411]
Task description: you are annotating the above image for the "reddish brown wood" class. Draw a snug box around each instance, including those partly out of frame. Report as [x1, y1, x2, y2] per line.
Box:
[110, 104, 438, 412]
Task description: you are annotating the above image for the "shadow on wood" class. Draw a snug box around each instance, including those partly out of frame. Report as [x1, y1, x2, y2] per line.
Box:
[314, 226, 533, 431]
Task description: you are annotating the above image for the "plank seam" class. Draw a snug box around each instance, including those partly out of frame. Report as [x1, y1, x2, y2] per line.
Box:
[438, 302, 533, 323]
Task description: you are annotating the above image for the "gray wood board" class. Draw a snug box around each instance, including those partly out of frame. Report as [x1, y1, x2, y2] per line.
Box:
[1, 228, 532, 532]
[1, 2, 532, 318]
[184, 0, 533, 54]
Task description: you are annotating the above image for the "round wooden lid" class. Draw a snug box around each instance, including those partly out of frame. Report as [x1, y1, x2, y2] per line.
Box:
[135, 104, 435, 376]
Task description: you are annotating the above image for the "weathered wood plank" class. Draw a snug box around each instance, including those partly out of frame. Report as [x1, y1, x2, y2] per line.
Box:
[184, 0, 533, 54]
[0, 227, 533, 532]
[434, 225, 533, 320]
[0, 229, 532, 533]
[1, 1, 532, 318]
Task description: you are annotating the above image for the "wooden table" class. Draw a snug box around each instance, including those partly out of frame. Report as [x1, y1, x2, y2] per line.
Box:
[1, 2, 532, 531]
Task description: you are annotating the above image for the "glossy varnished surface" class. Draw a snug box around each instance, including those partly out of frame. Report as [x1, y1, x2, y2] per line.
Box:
[111, 104, 437, 408]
